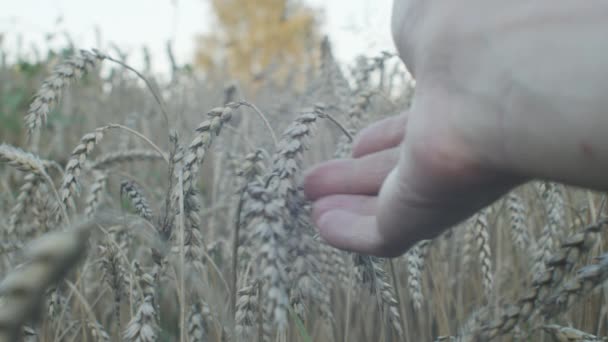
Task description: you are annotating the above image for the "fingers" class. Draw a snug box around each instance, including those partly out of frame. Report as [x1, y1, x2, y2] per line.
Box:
[303, 148, 399, 201]
[352, 112, 408, 158]
[304, 112, 409, 256]
[317, 210, 386, 256]
[314, 167, 449, 257]
[315, 169, 426, 258]
[312, 194, 377, 223]
[375, 167, 432, 256]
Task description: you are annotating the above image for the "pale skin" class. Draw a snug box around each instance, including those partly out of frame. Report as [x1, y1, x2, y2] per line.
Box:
[303, 0, 608, 257]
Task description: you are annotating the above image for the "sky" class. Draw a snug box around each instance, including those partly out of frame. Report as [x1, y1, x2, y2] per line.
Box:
[0, 0, 395, 71]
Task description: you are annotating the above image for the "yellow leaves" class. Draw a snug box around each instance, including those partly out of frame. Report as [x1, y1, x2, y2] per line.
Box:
[194, 0, 321, 83]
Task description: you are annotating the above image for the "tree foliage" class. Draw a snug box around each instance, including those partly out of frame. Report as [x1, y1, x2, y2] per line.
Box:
[195, 0, 321, 81]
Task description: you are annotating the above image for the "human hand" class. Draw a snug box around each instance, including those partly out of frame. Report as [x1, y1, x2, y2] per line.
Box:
[304, 0, 608, 257]
[304, 105, 519, 257]
[303, 0, 520, 257]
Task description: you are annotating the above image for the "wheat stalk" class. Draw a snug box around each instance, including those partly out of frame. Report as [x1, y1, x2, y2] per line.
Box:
[286, 195, 329, 324]
[353, 255, 404, 337]
[46, 286, 71, 322]
[0, 144, 69, 226]
[542, 324, 605, 342]
[0, 222, 90, 341]
[462, 221, 476, 275]
[123, 263, 159, 342]
[87, 320, 111, 342]
[25, 50, 102, 138]
[333, 90, 373, 158]
[60, 124, 168, 216]
[59, 126, 107, 213]
[159, 130, 184, 241]
[542, 251, 608, 317]
[98, 237, 129, 334]
[532, 182, 566, 274]
[232, 150, 266, 316]
[85, 171, 107, 219]
[182, 105, 233, 192]
[472, 219, 608, 340]
[474, 209, 494, 298]
[506, 192, 532, 254]
[122, 295, 158, 342]
[90, 149, 163, 170]
[407, 240, 431, 310]
[542, 182, 566, 231]
[121, 180, 154, 221]
[235, 280, 259, 341]
[168, 105, 235, 270]
[0, 144, 46, 173]
[30, 187, 53, 236]
[7, 173, 41, 236]
[187, 301, 211, 342]
[245, 184, 290, 330]
[318, 239, 349, 286]
[252, 104, 346, 332]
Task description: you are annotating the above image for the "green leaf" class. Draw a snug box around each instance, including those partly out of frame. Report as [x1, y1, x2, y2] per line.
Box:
[291, 309, 312, 342]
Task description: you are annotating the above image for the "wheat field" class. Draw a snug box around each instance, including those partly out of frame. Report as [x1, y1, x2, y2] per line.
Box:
[0, 37, 607, 342]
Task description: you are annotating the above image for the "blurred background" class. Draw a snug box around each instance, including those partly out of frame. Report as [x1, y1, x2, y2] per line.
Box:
[1, 0, 394, 74]
[0, 0, 408, 155]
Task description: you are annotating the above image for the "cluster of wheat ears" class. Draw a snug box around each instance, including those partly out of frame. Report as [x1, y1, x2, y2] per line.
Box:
[0, 42, 607, 342]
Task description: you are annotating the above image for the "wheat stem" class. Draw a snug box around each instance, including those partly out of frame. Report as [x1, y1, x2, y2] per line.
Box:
[107, 124, 169, 165]
[99, 52, 170, 129]
[235, 101, 278, 147]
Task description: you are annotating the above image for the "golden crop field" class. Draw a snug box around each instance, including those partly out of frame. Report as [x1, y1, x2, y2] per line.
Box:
[0, 26, 607, 342]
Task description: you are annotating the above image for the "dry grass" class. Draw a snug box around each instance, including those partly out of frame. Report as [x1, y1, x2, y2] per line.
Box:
[0, 38, 607, 342]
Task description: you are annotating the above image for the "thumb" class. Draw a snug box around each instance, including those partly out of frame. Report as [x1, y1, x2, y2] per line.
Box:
[375, 163, 444, 257]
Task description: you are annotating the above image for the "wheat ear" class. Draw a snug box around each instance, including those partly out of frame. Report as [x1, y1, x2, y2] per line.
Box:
[474, 219, 608, 339]
[0, 144, 68, 226]
[87, 320, 111, 342]
[98, 237, 129, 334]
[474, 209, 494, 298]
[120, 180, 154, 221]
[235, 280, 260, 341]
[84, 171, 107, 219]
[187, 301, 212, 342]
[7, 173, 41, 235]
[542, 324, 604, 342]
[59, 126, 107, 213]
[25, 50, 102, 137]
[506, 192, 532, 253]
[246, 184, 290, 330]
[407, 240, 431, 309]
[122, 263, 159, 342]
